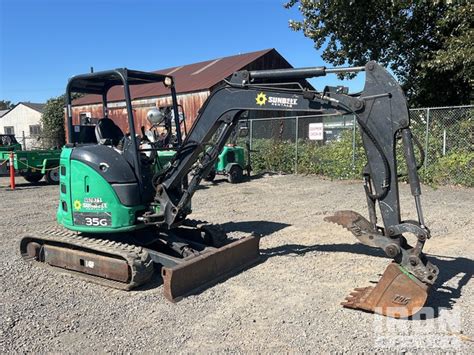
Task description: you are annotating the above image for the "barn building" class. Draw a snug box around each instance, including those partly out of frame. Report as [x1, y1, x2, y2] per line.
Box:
[70, 48, 315, 140]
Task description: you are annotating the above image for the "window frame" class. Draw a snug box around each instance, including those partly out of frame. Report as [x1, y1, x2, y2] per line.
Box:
[4, 126, 15, 135]
[29, 124, 41, 136]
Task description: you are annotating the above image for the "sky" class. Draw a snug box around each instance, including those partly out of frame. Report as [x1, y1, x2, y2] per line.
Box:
[0, 0, 364, 104]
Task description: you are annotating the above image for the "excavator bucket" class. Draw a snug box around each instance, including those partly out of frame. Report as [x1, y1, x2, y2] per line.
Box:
[162, 235, 260, 301]
[325, 210, 430, 318]
[342, 263, 429, 318]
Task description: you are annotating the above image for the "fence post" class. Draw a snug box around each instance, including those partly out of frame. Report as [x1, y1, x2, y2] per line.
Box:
[442, 129, 447, 156]
[352, 115, 356, 168]
[295, 116, 299, 174]
[249, 119, 253, 151]
[22, 131, 26, 150]
[424, 108, 430, 175]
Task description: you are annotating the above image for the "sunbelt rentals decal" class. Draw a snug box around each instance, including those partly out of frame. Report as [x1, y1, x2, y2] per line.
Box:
[256, 92, 298, 108]
[73, 197, 108, 211]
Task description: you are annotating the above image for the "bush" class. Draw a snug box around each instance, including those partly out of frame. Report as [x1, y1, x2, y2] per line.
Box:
[296, 130, 366, 179]
[425, 151, 474, 187]
[248, 127, 473, 187]
[250, 130, 366, 179]
[251, 139, 296, 173]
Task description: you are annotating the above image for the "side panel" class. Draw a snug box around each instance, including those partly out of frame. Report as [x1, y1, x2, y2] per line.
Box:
[215, 146, 229, 172]
[57, 147, 73, 227]
[216, 146, 245, 172]
[233, 147, 245, 168]
[155, 150, 176, 173]
[57, 147, 145, 233]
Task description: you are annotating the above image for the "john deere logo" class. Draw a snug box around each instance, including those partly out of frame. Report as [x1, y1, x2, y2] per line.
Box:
[73, 200, 82, 210]
[256, 92, 267, 106]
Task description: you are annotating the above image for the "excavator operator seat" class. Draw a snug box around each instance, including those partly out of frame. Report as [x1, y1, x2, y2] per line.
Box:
[95, 118, 124, 146]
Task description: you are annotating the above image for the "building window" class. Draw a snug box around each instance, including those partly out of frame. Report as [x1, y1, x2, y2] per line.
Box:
[4, 126, 14, 135]
[29, 125, 41, 136]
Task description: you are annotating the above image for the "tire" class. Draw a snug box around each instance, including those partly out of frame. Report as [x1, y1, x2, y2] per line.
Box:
[45, 168, 60, 185]
[22, 172, 44, 184]
[227, 165, 243, 184]
[204, 168, 216, 182]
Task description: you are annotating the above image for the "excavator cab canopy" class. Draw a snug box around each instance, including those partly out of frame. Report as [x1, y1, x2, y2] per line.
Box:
[66, 69, 172, 95]
[65, 68, 180, 145]
[65, 69, 182, 191]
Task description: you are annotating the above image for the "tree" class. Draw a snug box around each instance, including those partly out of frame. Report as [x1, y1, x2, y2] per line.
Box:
[422, 3, 473, 104]
[41, 93, 84, 148]
[0, 100, 14, 110]
[41, 95, 68, 148]
[285, 1, 473, 107]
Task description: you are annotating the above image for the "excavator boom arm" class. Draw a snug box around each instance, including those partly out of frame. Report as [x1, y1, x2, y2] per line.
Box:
[151, 62, 402, 230]
[153, 89, 358, 226]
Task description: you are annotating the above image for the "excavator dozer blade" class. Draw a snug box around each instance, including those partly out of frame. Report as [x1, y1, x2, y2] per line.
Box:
[162, 235, 260, 301]
[342, 263, 429, 318]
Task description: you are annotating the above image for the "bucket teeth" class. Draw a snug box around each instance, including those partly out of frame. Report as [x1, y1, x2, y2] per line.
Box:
[324, 210, 374, 234]
[324, 210, 381, 248]
[324, 210, 374, 237]
[341, 286, 374, 310]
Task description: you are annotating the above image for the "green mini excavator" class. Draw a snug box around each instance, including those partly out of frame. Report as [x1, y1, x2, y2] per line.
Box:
[21, 62, 438, 318]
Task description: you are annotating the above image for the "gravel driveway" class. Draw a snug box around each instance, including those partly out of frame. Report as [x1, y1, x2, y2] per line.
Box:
[0, 175, 472, 353]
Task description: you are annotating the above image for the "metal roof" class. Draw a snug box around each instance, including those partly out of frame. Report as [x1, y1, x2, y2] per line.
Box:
[73, 49, 275, 106]
[0, 109, 9, 117]
[18, 102, 46, 113]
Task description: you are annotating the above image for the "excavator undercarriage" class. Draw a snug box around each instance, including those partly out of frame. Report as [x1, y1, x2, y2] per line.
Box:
[20, 61, 438, 318]
[21, 222, 260, 301]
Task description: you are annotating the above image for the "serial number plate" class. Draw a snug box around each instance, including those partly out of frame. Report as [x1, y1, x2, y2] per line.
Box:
[73, 212, 112, 227]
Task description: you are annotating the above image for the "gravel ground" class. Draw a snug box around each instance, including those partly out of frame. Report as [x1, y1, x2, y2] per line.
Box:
[0, 175, 472, 353]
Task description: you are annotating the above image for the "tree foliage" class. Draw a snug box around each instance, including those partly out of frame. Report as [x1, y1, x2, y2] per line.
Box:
[285, 0, 473, 107]
[41, 93, 81, 148]
[0, 100, 14, 110]
[41, 95, 68, 148]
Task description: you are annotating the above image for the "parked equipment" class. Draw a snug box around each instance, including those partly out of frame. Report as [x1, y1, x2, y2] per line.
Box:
[20, 62, 438, 318]
[0, 134, 60, 184]
[205, 123, 251, 183]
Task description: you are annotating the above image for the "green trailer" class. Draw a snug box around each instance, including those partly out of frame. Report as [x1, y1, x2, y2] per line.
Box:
[0, 134, 61, 184]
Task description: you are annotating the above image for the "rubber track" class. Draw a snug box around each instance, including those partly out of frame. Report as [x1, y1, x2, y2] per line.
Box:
[20, 226, 154, 290]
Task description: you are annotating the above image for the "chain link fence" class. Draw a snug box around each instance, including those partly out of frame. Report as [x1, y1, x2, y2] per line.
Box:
[12, 132, 62, 150]
[247, 105, 473, 187]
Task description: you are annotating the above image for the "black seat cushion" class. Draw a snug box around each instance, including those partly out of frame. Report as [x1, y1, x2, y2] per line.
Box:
[95, 118, 124, 146]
